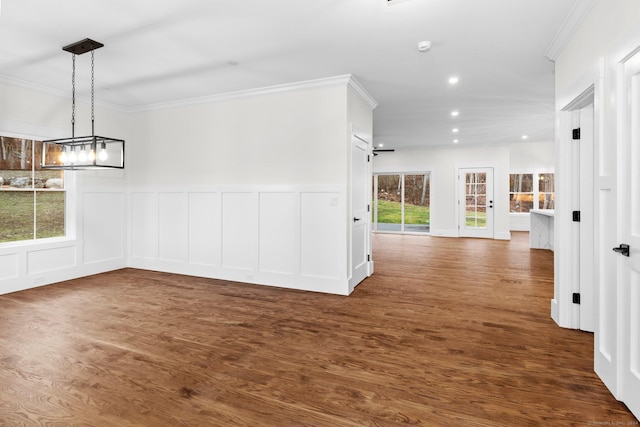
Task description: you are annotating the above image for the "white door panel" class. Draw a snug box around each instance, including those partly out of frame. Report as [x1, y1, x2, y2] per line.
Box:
[612, 46, 640, 419]
[350, 135, 371, 291]
[459, 168, 494, 239]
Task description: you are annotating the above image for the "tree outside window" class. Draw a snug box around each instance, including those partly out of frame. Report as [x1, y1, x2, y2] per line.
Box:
[0, 136, 65, 243]
[510, 173, 534, 213]
[509, 172, 554, 213]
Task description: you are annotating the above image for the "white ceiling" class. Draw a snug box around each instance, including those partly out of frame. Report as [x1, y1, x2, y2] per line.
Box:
[0, 0, 591, 150]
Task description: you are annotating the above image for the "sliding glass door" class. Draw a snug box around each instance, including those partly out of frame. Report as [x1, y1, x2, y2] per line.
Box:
[373, 173, 430, 234]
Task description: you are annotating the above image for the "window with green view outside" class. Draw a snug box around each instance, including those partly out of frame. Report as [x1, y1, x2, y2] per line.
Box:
[373, 173, 430, 233]
[0, 136, 65, 243]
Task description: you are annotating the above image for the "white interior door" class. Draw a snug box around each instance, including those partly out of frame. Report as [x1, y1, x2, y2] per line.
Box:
[616, 48, 640, 419]
[349, 135, 371, 291]
[574, 105, 596, 333]
[594, 95, 620, 398]
[458, 168, 494, 239]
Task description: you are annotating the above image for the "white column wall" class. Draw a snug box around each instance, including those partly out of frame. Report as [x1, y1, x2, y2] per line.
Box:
[126, 81, 370, 295]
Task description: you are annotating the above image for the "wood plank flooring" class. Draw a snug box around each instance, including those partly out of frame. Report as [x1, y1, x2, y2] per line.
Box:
[0, 232, 636, 426]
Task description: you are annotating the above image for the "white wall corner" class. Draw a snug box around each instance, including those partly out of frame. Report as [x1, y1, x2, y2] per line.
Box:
[543, 0, 599, 61]
[494, 231, 511, 241]
[550, 298, 559, 324]
[347, 75, 379, 110]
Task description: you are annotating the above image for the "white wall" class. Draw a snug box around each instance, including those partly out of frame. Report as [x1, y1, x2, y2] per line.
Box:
[553, 0, 640, 328]
[0, 76, 375, 297]
[0, 81, 129, 295]
[126, 76, 375, 295]
[373, 145, 511, 240]
[128, 84, 348, 187]
[553, 0, 640, 418]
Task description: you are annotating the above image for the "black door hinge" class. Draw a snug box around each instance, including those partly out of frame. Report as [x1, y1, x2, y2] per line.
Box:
[572, 211, 581, 222]
[367, 155, 371, 162]
[367, 254, 371, 262]
[573, 293, 581, 304]
[572, 128, 581, 140]
[367, 204, 370, 212]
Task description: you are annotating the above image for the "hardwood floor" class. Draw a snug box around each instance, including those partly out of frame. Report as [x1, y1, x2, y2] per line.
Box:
[0, 232, 635, 426]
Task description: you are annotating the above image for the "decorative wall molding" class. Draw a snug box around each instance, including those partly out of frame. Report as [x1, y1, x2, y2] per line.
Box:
[543, 0, 598, 61]
[0, 73, 378, 115]
[128, 186, 351, 295]
[0, 75, 127, 113]
[128, 74, 377, 113]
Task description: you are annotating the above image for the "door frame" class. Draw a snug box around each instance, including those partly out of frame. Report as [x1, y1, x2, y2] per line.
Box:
[348, 132, 373, 292]
[554, 86, 599, 332]
[372, 172, 432, 235]
[457, 166, 495, 239]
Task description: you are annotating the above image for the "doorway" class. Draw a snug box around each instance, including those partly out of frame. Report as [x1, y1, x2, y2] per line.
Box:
[458, 167, 494, 239]
[372, 173, 430, 234]
[349, 135, 372, 291]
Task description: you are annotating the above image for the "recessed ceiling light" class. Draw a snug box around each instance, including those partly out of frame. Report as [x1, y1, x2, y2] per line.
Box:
[452, 128, 459, 133]
[522, 135, 528, 140]
[379, 143, 384, 147]
[448, 76, 459, 85]
[453, 139, 459, 144]
[451, 111, 459, 117]
[417, 41, 431, 53]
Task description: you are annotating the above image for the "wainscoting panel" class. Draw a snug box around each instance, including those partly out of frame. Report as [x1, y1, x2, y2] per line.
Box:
[188, 192, 222, 266]
[127, 187, 349, 295]
[0, 254, 18, 280]
[83, 192, 124, 264]
[131, 192, 159, 260]
[300, 192, 344, 279]
[222, 192, 259, 271]
[27, 245, 76, 274]
[159, 193, 188, 263]
[259, 192, 297, 275]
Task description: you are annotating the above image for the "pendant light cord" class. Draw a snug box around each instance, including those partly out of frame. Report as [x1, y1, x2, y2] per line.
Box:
[71, 54, 76, 139]
[91, 50, 95, 136]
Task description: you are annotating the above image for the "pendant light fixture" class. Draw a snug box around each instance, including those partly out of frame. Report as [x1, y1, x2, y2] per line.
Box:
[42, 38, 124, 170]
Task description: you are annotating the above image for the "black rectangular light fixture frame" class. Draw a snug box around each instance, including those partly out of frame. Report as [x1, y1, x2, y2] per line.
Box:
[41, 135, 125, 170]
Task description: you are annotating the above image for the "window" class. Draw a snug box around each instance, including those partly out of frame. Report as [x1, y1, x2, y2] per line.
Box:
[509, 173, 534, 213]
[373, 173, 430, 233]
[0, 136, 65, 243]
[509, 172, 554, 213]
[538, 173, 555, 209]
[465, 172, 487, 227]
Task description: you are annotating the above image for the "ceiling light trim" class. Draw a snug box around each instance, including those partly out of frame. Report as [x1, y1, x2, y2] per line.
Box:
[543, 0, 598, 61]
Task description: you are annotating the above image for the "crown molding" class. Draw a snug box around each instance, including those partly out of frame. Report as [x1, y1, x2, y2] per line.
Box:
[0, 74, 129, 113]
[128, 74, 375, 113]
[347, 75, 379, 110]
[544, 0, 598, 61]
[1, 73, 378, 114]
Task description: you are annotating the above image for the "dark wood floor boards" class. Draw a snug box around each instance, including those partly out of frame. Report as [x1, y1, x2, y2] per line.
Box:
[0, 231, 635, 426]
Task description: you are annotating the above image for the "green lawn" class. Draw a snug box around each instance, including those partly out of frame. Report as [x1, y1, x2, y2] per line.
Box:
[0, 191, 65, 242]
[376, 199, 486, 228]
[376, 199, 429, 225]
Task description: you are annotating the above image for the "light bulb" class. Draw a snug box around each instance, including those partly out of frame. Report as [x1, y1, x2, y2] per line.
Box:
[78, 146, 88, 162]
[59, 149, 67, 163]
[88, 149, 95, 161]
[98, 143, 108, 161]
[68, 148, 77, 163]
